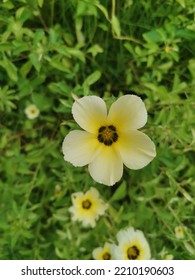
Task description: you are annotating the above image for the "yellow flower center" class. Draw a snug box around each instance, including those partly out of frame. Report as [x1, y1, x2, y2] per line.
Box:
[82, 199, 92, 209]
[102, 252, 111, 260]
[31, 109, 36, 114]
[164, 46, 170, 53]
[97, 125, 118, 146]
[127, 245, 140, 260]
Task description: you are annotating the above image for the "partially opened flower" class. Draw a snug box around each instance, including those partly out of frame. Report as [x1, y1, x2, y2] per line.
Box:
[164, 254, 174, 260]
[111, 227, 151, 260]
[175, 225, 185, 239]
[62, 95, 156, 186]
[24, 104, 40, 119]
[69, 187, 108, 228]
[92, 243, 113, 260]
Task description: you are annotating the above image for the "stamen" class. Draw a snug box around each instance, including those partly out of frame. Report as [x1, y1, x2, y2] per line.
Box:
[108, 125, 116, 131]
[103, 252, 111, 260]
[104, 139, 113, 146]
[82, 199, 92, 209]
[97, 134, 104, 143]
[98, 126, 106, 133]
[112, 132, 118, 142]
[127, 246, 140, 260]
[97, 125, 118, 146]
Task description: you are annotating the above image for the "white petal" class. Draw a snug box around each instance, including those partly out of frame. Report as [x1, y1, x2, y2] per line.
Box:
[72, 96, 107, 133]
[117, 227, 135, 244]
[110, 244, 121, 260]
[92, 247, 103, 260]
[62, 130, 100, 166]
[88, 146, 123, 186]
[108, 95, 147, 131]
[116, 130, 156, 169]
[115, 227, 151, 260]
[94, 201, 108, 216]
[82, 216, 96, 228]
[85, 187, 100, 200]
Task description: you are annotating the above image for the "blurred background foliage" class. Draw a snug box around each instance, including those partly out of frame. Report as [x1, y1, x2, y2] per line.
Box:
[0, 0, 194, 259]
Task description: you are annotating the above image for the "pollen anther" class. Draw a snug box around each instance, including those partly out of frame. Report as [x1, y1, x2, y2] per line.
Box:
[98, 125, 118, 146]
[127, 246, 140, 260]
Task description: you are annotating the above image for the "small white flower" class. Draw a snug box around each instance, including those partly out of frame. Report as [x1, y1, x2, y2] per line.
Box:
[24, 104, 40, 119]
[159, 247, 174, 260]
[69, 187, 108, 228]
[62, 95, 156, 186]
[92, 243, 113, 260]
[175, 225, 185, 239]
[164, 254, 174, 260]
[111, 227, 151, 260]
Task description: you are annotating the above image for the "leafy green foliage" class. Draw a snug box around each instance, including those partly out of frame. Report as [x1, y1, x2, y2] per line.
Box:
[0, 0, 194, 260]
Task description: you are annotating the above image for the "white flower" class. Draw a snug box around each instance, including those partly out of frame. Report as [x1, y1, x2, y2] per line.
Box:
[175, 225, 185, 239]
[164, 254, 174, 260]
[62, 95, 156, 186]
[92, 243, 113, 260]
[24, 104, 40, 119]
[111, 227, 151, 260]
[159, 247, 174, 260]
[69, 187, 108, 228]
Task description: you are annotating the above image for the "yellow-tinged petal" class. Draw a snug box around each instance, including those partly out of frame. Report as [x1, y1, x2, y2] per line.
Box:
[175, 225, 185, 239]
[85, 187, 100, 200]
[71, 192, 85, 207]
[93, 247, 104, 260]
[72, 96, 107, 133]
[24, 104, 40, 119]
[93, 243, 112, 260]
[88, 146, 123, 186]
[62, 130, 100, 167]
[108, 95, 147, 132]
[115, 130, 156, 169]
[69, 187, 107, 228]
[112, 227, 151, 260]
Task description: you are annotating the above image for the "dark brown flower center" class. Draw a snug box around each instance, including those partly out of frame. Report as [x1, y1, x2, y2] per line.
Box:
[82, 199, 92, 209]
[103, 252, 111, 260]
[97, 125, 118, 146]
[127, 246, 140, 260]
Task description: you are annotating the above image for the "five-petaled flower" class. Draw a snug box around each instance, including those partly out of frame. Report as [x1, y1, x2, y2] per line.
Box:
[111, 227, 151, 260]
[92, 243, 113, 260]
[175, 225, 185, 239]
[24, 104, 40, 119]
[69, 187, 108, 228]
[62, 95, 156, 186]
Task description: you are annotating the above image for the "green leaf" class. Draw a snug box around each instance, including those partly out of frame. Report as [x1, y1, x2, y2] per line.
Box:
[29, 53, 41, 72]
[188, 59, 195, 80]
[20, 61, 32, 78]
[111, 15, 121, 37]
[0, 56, 18, 82]
[66, 49, 86, 63]
[33, 29, 45, 44]
[87, 44, 103, 57]
[83, 70, 101, 86]
[143, 29, 163, 43]
[157, 61, 173, 71]
[13, 40, 30, 55]
[110, 181, 127, 202]
[176, 0, 185, 8]
[37, 0, 44, 8]
[32, 92, 53, 111]
[0, 43, 15, 52]
[176, 29, 195, 41]
[49, 58, 71, 73]
[96, 3, 109, 20]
